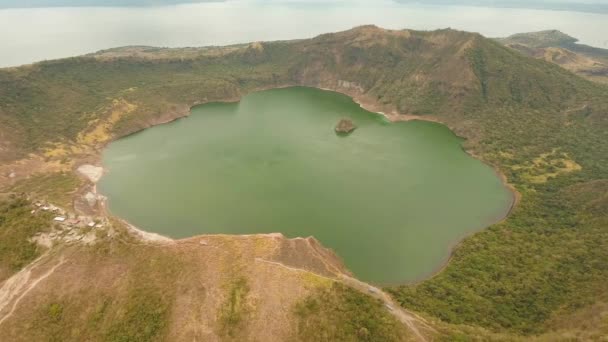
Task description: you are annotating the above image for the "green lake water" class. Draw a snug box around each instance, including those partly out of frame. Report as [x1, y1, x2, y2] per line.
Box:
[98, 87, 513, 284]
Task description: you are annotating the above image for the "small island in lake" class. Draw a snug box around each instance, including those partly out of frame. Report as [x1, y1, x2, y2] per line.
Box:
[335, 118, 356, 135]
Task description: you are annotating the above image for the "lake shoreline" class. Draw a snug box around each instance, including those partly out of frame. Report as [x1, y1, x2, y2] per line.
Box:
[342, 89, 519, 286]
[93, 84, 517, 285]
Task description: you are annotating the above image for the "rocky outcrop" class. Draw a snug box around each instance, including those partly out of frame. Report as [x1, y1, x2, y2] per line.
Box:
[337, 80, 365, 93]
[77, 164, 103, 183]
[335, 118, 356, 134]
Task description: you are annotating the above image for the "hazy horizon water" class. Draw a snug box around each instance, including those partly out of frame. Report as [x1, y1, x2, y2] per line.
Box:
[0, 1, 607, 68]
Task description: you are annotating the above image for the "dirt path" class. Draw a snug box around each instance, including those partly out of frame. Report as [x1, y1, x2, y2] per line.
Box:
[302, 237, 346, 275]
[0, 252, 50, 312]
[255, 258, 433, 341]
[338, 274, 436, 342]
[0, 254, 65, 327]
[255, 258, 337, 282]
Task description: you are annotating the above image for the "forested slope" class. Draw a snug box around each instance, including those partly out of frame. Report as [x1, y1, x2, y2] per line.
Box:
[1, 25, 607, 338]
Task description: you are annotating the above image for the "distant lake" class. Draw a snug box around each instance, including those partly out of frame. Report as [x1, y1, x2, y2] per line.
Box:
[99, 87, 514, 284]
[0, 1, 607, 68]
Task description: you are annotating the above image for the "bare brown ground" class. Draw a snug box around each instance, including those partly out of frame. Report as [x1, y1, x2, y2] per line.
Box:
[0, 231, 436, 341]
[0, 156, 70, 190]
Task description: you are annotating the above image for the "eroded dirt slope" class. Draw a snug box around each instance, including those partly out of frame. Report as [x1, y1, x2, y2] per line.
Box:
[0, 228, 430, 341]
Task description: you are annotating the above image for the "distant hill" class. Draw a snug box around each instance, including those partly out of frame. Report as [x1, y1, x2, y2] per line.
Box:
[497, 30, 608, 83]
[497, 30, 579, 48]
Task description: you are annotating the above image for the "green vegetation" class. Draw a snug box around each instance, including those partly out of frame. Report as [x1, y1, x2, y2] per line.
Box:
[294, 282, 410, 341]
[9, 172, 83, 209]
[0, 195, 52, 281]
[389, 38, 608, 335]
[104, 285, 171, 342]
[32, 301, 68, 342]
[0, 46, 289, 155]
[468, 47, 489, 100]
[390, 181, 608, 334]
[0, 25, 607, 337]
[101, 248, 179, 342]
[24, 247, 179, 342]
[29, 290, 170, 342]
[218, 277, 251, 337]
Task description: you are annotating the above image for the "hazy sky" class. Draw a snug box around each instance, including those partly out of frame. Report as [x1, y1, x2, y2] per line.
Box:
[2, 0, 608, 7]
[0, 0, 606, 67]
[0, 0, 220, 7]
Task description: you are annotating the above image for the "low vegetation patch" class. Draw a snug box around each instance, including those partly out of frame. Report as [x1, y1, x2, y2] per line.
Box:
[78, 99, 137, 146]
[31, 301, 69, 342]
[9, 172, 83, 209]
[0, 195, 52, 281]
[22, 257, 176, 342]
[101, 248, 180, 342]
[104, 285, 171, 342]
[294, 283, 410, 341]
[390, 35, 608, 336]
[510, 149, 582, 184]
[218, 277, 251, 338]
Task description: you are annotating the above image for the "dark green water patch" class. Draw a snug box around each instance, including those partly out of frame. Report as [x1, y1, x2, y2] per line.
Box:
[99, 87, 513, 284]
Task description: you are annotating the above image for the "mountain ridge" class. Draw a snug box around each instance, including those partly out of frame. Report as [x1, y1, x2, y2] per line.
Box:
[496, 29, 608, 84]
[0, 25, 607, 340]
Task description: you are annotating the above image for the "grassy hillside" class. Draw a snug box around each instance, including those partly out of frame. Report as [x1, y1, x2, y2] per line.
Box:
[497, 30, 579, 48]
[0, 26, 607, 338]
[0, 196, 53, 282]
[0, 205, 425, 341]
[497, 30, 608, 60]
[294, 282, 412, 341]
